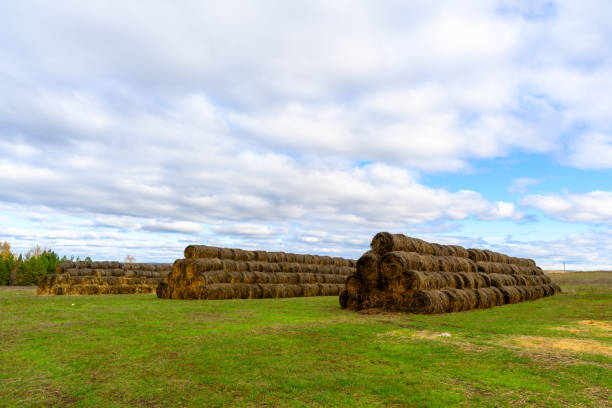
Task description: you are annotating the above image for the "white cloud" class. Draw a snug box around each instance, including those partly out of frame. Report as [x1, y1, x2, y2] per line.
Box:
[522, 191, 612, 223]
[508, 177, 543, 194]
[141, 221, 203, 234]
[566, 133, 612, 170]
[494, 231, 612, 271]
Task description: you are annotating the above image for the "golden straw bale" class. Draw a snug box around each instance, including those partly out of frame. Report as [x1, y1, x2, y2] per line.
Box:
[541, 275, 552, 284]
[217, 247, 233, 259]
[391, 271, 450, 293]
[438, 257, 454, 272]
[251, 251, 267, 262]
[339, 290, 349, 308]
[303, 254, 315, 264]
[467, 249, 483, 262]
[184, 245, 219, 259]
[430, 243, 445, 256]
[183, 258, 223, 277]
[320, 256, 333, 265]
[231, 249, 248, 261]
[408, 290, 450, 314]
[499, 286, 521, 304]
[156, 282, 169, 298]
[357, 251, 380, 282]
[56, 261, 75, 273]
[319, 283, 342, 296]
[449, 245, 469, 258]
[340, 290, 361, 310]
[458, 273, 475, 289]
[301, 284, 321, 297]
[345, 275, 362, 296]
[440, 289, 467, 312]
[371, 232, 419, 255]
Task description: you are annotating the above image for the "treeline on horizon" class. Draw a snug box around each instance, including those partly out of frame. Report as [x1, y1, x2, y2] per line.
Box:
[0, 242, 91, 286]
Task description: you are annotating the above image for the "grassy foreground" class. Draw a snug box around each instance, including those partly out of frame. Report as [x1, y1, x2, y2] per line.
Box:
[1, 273, 611, 407]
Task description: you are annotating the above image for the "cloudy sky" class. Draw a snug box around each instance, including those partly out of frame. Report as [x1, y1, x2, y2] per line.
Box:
[1, 1, 611, 269]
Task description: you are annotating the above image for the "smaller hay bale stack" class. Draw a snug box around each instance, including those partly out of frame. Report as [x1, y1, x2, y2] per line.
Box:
[36, 261, 172, 295]
[340, 232, 560, 314]
[159, 245, 356, 300]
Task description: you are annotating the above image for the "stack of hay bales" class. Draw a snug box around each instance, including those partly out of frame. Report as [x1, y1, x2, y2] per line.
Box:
[157, 245, 356, 300]
[340, 232, 561, 314]
[37, 261, 172, 295]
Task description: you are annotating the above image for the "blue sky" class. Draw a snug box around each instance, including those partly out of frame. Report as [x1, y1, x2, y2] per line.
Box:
[1, 1, 611, 269]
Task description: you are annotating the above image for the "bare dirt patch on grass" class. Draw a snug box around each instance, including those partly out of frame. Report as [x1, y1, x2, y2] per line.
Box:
[376, 329, 452, 341]
[579, 320, 612, 331]
[512, 336, 612, 357]
[375, 329, 495, 355]
[549, 320, 612, 338]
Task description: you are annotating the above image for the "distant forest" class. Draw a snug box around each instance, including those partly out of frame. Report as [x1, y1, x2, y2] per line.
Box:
[0, 242, 90, 286]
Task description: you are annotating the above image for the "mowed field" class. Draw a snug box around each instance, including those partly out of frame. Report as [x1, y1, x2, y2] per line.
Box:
[1, 273, 611, 407]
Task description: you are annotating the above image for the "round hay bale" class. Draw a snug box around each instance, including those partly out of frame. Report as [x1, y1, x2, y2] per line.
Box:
[218, 248, 234, 260]
[296, 273, 314, 284]
[438, 256, 454, 272]
[56, 261, 75, 273]
[231, 249, 249, 261]
[371, 232, 418, 255]
[184, 245, 220, 259]
[301, 284, 321, 297]
[323, 274, 347, 284]
[303, 254, 315, 264]
[475, 288, 495, 308]
[185, 258, 223, 276]
[339, 290, 349, 308]
[357, 251, 380, 282]
[269, 252, 286, 263]
[409, 290, 450, 314]
[418, 255, 437, 271]
[419, 242, 434, 255]
[499, 286, 521, 304]
[449, 245, 469, 258]
[340, 290, 360, 310]
[430, 243, 445, 256]
[467, 249, 485, 263]
[449, 273, 464, 289]
[318, 283, 342, 296]
[470, 273, 485, 289]
[390, 271, 421, 294]
[320, 256, 333, 265]
[458, 273, 475, 289]
[253, 251, 269, 262]
[156, 282, 169, 298]
[380, 252, 410, 281]
[346, 275, 362, 296]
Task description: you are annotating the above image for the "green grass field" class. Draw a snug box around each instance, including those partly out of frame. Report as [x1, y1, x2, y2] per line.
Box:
[1, 272, 611, 407]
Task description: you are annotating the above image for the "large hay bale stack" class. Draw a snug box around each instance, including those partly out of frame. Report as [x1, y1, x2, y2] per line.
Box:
[36, 261, 172, 295]
[340, 232, 560, 314]
[158, 245, 356, 300]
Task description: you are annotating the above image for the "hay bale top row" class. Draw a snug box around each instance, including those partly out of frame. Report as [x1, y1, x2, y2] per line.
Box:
[371, 232, 536, 267]
[184, 244, 356, 267]
[176, 257, 354, 276]
[57, 261, 172, 273]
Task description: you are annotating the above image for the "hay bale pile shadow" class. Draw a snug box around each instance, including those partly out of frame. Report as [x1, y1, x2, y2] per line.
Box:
[37, 261, 172, 295]
[340, 232, 561, 313]
[158, 245, 356, 299]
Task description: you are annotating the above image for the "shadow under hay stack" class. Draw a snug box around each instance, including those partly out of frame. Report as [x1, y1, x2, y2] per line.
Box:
[37, 261, 172, 295]
[158, 245, 356, 299]
[340, 232, 561, 313]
